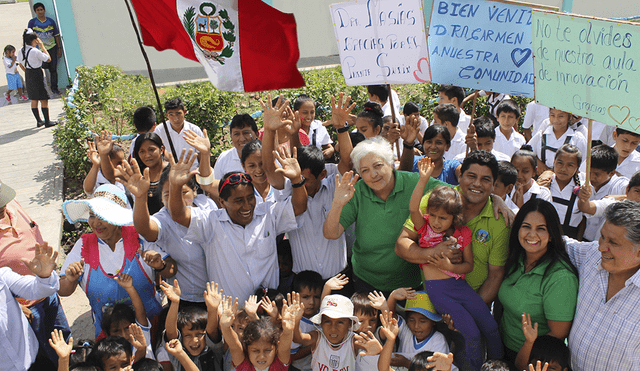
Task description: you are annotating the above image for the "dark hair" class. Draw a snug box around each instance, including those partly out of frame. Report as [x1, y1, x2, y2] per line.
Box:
[133, 132, 165, 171]
[461, 150, 499, 181]
[109, 143, 125, 160]
[495, 99, 521, 119]
[158, 163, 198, 192]
[615, 127, 640, 138]
[350, 292, 377, 317]
[70, 339, 95, 369]
[242, 317, 280, 350]
[554, 144, 582, 188]
[474, 116, 496, 139]
[133, 106, 156, 133]
[297, 145, 326, 178]
[70, 364, 100, 371]
[480, 360, 511, 371]
[422, 124, 451, 146]
[87, 336, 132, 369]
[292, 270, 323, 293]
[628, 170, 640, 190]
[591, 144, 618, 173]
[33, 2, 45, 11]
[403, 102, 420, 116]
[437, 85, 465, 106]
[528, 335, 570, 370]
[382, 115, 393, 125]
[101, 304, 136, 336]
[505, 199, 579, 280]
[164, 97, 185, 111]
[511, 147, 537, 173]
[22, 30, 38, 57]
[277, 235, 292, 260]
[132, 358, 165, 371]
[230, 113, 259, 134]
[367, 85, 389, 103]
[349, 132, 366, 148]
[293, 94, 315, 111]
[218, 171, 254, 200]
[497, 161, 518, 187]
[241, 139, 262, 165]
[408, 351, 436, 371]
[427, 185, 463, 226]
[357, 102, 384, 131]
[433, 103, 460, 127]
[177, 305, 208, 332]
[3, 45, 15, 56]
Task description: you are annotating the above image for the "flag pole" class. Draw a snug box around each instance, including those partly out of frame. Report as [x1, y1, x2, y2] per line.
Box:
[123, 0, 178, 162]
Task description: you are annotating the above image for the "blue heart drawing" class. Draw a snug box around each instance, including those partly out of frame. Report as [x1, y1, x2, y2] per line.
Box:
[511, 48, 532, 68]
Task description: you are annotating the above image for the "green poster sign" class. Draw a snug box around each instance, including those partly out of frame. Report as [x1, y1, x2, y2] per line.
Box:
[532, 10, 640, 133]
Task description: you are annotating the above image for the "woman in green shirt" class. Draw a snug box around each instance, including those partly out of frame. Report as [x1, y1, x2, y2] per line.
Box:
[497, 198, 578, 367]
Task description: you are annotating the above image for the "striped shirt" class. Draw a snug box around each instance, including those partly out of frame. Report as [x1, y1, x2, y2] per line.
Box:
[564, 237, 640, 371]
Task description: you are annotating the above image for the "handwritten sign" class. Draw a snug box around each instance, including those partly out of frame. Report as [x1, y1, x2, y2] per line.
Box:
[330, 0, 430, 86]
[428, 0, 537, 97]
[532, 11, 640, 133]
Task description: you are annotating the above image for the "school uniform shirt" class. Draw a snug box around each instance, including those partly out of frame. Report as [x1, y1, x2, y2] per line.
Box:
[457, 110, 472, 133]
[280, 164, 347, 278]
[528, 126, 588, 171]
[154, 121, 202, 171]
[213, 147, 244, 180]
[616, 149, 640, 179]
[583, 175, 629, 242]
[16, 45, 48, 69]
[308, 120, 333, 149]
[185, 198, 298, 303]
[479, 91, 510, 117]
[444, 127, 467, 160]
[510, 181, 552, 206]
[453, 149, 510, 163]
[522, 101, 549, 136]
[549, 173, 585, 232]
[396, 317, 457, 370]
[0, 268, 59, 371]
[504, 196, 520, 215]
[494, 127, 526, 158]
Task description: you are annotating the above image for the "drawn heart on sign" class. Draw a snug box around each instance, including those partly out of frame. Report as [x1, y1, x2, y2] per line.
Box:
[627, 117, 640, 132]
[413, 58, 430, 83]
[511, 48, 532, 68]
[608, 105, 631, 126]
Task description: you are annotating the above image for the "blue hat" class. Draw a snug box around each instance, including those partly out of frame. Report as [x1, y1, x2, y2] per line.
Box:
[62, 184, 132, 226]
[400, 291, 442, 322]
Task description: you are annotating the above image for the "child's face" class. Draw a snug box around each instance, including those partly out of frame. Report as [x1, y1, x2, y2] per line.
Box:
[299, 286, 322, 318]
[230, 126, 255, 152]
[627, 185, 640, 202]
[247, 338, 277, 370]
[438, 92, 458, 108]
[589, 168, 614, 190]
[181, 323, 207, 356]
[553, 151, 579, 183]
[109, 319, 133, 339]
[165, 108, 186, 128]
[476, 136, 495, 152]
[243, 149, 267, 185]
[426, 207, 455, 234]
[423, 133, 449, 161]
[549, 109, 570, 131]
[102, 352, 131, 371]
[356, 117, 380, 138]
[355, 310, 378, 334]
[406, 312, 434, 342]
[298, 101, 316, 127]
[5, 49, 15, 58]
[232, 318, 248, 339]
[492, 180, 512, 199]
[162, 182, 196, 209]
[512, 156, 535, 186]
[498, 111, 518, 130]
[320, 315, 351, 345]
[613, 131, 640, 159]
[110, 150, 126, 169]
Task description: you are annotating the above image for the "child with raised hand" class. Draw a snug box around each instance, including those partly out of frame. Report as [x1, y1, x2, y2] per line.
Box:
[321, 273, 349, 300]
[87, 336, 135, 371]
[516, 313, 569, 371]
[84, 131, 128, 197]
[220, 295, 296, 371]
[164, 339, 200, 371]
[378, 310, 399, 371]
[50, 329, 74, 371]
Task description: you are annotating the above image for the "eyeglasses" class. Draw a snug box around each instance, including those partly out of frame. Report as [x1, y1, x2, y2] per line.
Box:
[219, 172, 252, 194]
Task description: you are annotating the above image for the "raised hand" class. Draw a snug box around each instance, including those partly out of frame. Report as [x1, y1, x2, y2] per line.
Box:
[522, 312, 539, 344]
[184, 129, 210, 154]
[383, 121, 401, 145]
[417, 157, 435, 180]
[325, 274, 349, 291]
[95, 130, 114, 156]
[273, 147, 302, 181]
[329, 92, 356, 128]
[260, 94, 291, 131]
[168, 148, 199, 187]
[281, 299, 297, 332]
[578, 183, 592, 202]
[465, 122, 477, 151]
[114, 273, 134, 290]
[23, 242, 58, 278]
[87, 141, 100, 166]
[379, 310, 399, 340]
[400, 114, 420, 144]
[138, 249, 164, 271]
[160, 280, 181, 303]
[260, 296, 278, 318]
[390, 288, 417, 302]
[529, 361, 549, 371]
[115, 159, 150, 199]
[427, 352, 455, 371]
[49, 329, 73, 359]
[204, 281, 223, 311]
[219, 295, 238, 328]
[288, 108, 302, 135]
[64, 259, 84, 282]
[128, 323, 147, 352]
[165, 338, 186, 357]
[288, 292, 305, 322]
[354, 331, 383, 356]
[442, 314, 458, 332]
[368, 291, 388, 311]
[244, 295, 259, 320]
[333, 171, 359, 207]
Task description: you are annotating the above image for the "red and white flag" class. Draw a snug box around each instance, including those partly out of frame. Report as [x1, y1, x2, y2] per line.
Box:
[130, 0, 305, 92]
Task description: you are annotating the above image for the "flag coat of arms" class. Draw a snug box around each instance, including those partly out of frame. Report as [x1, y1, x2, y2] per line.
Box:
[131, 0, 305, 92]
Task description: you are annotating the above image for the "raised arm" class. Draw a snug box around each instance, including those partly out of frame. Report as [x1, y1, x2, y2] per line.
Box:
[323, 171, 359, 239]
[95, 130, 117, 185]
[398, 114, 421, 171]
[83, 141, 101, 195]
[58, 259, 83, 297]
[322, 274, 349, 300]
[515, 313, 538, 371]
[327, 93, 357, 175]
[273, 147, 307, 216]
[410, 157, 435, 231]
[262, 95, 292, 190]
[219, 296, 245, 367]
[577, 183, 597, 215]
[204, 281, 223, 342]
[115, 159, 158, 241]
[377, 310, 399, 371]
[115, 273, 148, 326]
[279, 299, 297, 365]
[167, 149, 198, 227]
[159, 279, 182, 341]
[290, 292, 319, 347]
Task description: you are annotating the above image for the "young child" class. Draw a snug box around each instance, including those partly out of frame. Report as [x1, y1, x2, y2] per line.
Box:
[528, 109, 587, 174]
[612, 127, 640, 178]
[399, 102, 429, 148]
[494, 161, 519, 214]
[220, 295, 295, 371]
[87, 337, 134, 371]
[516, 313, 570, 371]
[493, 99, 526, 158]
[453, 116, 510, 162]
[290, 271, 323, 371]
[354, 102, 384, 139]
[154, 98, 203, 171]
[548, 144, 585, 239]
[129, 106, 157, 161]
[433, 104, 464, 160]
[276, 237, 295, 294]
[214, 114, 259, 179]
[510, 146, 552, 208]
[437, 85, 471, 133]
[159, 279, 223, 371]
[409, 159, 502, 370]
[294, 94, 334, 159]
[3, 45, 28, 102]
[83, 132, 128, 197]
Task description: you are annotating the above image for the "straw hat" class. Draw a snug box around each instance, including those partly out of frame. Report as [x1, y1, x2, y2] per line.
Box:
[0, 180, 16, 208]
[398, 291, 442, 322]
[310, 294, 360, 331]
[62, 184, 132, 226]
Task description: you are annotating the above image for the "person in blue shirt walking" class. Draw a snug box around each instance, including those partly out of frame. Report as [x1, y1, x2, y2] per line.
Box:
[27, 2, 62, 95]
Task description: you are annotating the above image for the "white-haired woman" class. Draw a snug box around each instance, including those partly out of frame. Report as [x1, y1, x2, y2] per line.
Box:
[323, 137, 447, 295]
[58, 184, 176, 337]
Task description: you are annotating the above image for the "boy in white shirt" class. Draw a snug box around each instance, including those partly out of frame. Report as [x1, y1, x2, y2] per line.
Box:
[522, 101, 549, 142]
[213, 113, 259, 179]
[434, 103, 465, 160]
[454, 116, 510, 162]
[612, 128, 640, 178]
[494, 161, 520, 214]
[493, 99, 526, 158]
[155, 98, 203, 171]
[437, 85, 471, 132]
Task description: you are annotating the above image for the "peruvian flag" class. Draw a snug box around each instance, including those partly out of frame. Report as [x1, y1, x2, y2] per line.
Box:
[130, 0, 305, 92]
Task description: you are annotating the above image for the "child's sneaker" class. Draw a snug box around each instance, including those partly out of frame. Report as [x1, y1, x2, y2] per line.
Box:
[4, 93, 10, 102]
[19, 95, 28, 101]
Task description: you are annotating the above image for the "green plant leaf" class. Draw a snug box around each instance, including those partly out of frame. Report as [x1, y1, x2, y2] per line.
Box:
[182, 6, 196, 38]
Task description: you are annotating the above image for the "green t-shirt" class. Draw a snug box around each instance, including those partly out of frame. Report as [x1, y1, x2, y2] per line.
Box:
[403, 186, 510, 291]
[498, 256, 579, 351]
[339, 170, 445, 291]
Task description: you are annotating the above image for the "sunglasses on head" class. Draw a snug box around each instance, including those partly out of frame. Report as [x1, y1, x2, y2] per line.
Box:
[219, 172, 252, 194]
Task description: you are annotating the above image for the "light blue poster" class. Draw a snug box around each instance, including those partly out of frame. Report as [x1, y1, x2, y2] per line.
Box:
[428, 0, 538, 97]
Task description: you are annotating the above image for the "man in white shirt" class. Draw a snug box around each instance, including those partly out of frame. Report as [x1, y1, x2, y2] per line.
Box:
[213, 113, 259, 179]
[438, 84, 471, 132]
[155, 98, 203, 171]
[612, 128, 640, 178]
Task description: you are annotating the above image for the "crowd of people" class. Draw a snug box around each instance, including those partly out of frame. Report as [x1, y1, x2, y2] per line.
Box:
[2, 82, 640, 371]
